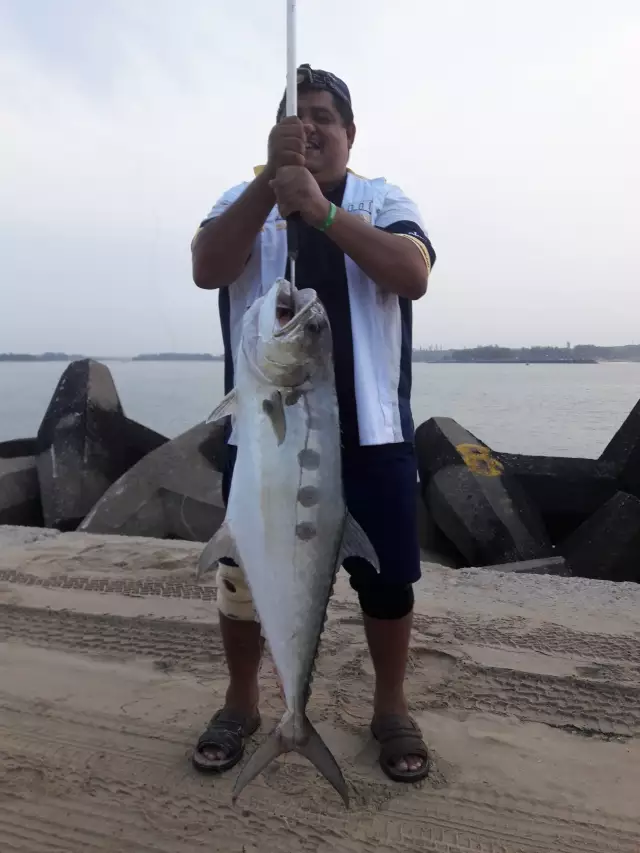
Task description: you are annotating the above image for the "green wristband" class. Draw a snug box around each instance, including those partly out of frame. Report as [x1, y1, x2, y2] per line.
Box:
[316, 202, 337, 232]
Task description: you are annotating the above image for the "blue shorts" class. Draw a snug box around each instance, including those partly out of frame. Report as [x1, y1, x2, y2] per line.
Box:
[222, 441, 421, 589]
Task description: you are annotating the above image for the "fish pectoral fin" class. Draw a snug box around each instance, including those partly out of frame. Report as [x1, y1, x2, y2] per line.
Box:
[262, 390, 286, 445]
[196, 522, 240, 579]
[338, 512, 381, 573]
[206, 389, 237, 424]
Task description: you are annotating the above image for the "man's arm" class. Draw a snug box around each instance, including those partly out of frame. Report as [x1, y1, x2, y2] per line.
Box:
[192, 117, 308, 290]
[191, 171, 275, 290]
[270, 169, 434, 301]
[324, 208, 431, 300]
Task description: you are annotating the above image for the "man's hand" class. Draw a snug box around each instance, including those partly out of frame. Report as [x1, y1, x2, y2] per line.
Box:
[266, 117, 307, 177]
[269, 166, 330, 227]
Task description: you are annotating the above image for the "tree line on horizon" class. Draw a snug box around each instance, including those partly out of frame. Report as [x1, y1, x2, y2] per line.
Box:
[413, 344, 640, 363]
[0, 352, 80, 362]
[3, 344, 640, 363]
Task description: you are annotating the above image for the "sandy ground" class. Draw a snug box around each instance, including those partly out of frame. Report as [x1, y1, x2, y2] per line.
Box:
[0, 526, 639, 853]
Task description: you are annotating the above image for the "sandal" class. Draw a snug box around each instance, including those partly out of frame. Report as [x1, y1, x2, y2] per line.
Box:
[192, 708, 261, 774]
[370, 714, 430, 783]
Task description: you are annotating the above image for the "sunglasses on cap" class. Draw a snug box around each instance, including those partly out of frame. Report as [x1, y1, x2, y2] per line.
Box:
[277, 64, 352, 121]
[295, 64, 352, 108]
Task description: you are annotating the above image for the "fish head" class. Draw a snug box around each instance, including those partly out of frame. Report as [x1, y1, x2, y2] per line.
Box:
[250, 278, 330, 386]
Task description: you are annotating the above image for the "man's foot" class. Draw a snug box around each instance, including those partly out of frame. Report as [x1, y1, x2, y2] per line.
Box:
[370, 714, 430, 782]
[192, 707, 261, 773]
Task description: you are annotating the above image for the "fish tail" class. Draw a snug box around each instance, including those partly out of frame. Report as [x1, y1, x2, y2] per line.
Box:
[295, 716, 350, 807]
[232, 713, 349, 808]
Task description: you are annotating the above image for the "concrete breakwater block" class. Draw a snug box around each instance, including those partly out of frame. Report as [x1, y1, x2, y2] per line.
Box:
[601, 398, 640, 498]
[0, 455, 43, 526]
[36, 359, 168, 531]
[563, 491, 640, 583]
[80, 421, 226, 542]
[415, 417, 553, 566]
[415, 482, 464, 567]
[0, 438, 37, 459]
[496, 452, 619, 542]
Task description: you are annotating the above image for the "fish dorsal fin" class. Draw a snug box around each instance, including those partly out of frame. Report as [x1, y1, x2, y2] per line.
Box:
[262, 390, 286, 445]
[197, 522, 240, 579]
[206, 389, 237, 425]
[337, 512, 380, 573]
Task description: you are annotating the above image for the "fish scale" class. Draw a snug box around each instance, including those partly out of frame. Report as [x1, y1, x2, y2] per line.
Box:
[196, 277, 380, 807]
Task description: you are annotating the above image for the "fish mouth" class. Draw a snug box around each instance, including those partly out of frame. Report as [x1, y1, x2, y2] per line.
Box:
[275, 278, 294, 324]
[273, 282, 322, 337]
[276, 305, 294, 324]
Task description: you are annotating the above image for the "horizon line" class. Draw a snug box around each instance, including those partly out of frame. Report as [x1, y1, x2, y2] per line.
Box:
[1, 344, 640, 357]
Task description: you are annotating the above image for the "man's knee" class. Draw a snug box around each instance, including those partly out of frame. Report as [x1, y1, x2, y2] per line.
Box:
[352, 576, 415, 620]
[216, 560, 259, 622]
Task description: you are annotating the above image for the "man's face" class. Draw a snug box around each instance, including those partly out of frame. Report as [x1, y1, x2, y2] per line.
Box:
[297, 89, 355, 185]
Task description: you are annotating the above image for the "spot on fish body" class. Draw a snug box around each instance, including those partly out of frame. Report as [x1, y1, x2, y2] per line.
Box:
[295, 522, 317, 541]
[298, 449, 321, 470]
[297, 486, 320, 507]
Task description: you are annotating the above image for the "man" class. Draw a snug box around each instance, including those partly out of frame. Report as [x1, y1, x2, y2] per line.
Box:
[190, 65, 435, 784]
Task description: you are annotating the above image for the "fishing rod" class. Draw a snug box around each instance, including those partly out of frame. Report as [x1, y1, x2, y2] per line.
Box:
[286, 0, 299, 290]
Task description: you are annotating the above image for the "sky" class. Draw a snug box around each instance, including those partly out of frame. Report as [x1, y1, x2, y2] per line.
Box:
[1, 0, 639, 355]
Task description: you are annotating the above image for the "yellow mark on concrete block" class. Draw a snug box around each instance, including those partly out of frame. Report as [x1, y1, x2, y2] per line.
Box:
[456, 443, 504, 477]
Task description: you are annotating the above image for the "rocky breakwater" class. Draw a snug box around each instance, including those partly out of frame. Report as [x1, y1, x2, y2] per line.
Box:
[415, 402, 640, 582]
[1, 359, 227, 542]
[2, 358, 640, 583]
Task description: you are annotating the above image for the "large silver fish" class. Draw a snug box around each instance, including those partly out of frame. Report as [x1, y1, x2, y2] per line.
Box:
[197, 276, 379, 808]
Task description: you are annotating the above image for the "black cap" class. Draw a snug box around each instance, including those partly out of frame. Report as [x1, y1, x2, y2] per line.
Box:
[277, 64, 352, 121]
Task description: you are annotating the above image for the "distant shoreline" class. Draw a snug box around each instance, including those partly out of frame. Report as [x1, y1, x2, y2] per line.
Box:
[0, 354, 608, 365]
[3, 349, 639, 365]
[132, 354, 224, 362]
[434, 358, 598, 365]
[0, 354, 224, 363]
[0, 354, 82, 363]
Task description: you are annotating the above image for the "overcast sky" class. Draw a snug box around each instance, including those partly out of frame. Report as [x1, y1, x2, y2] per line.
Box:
[1, 0, 639, 355]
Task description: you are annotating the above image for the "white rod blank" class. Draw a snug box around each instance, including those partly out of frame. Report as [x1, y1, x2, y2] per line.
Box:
[286, 0, 297, 118]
